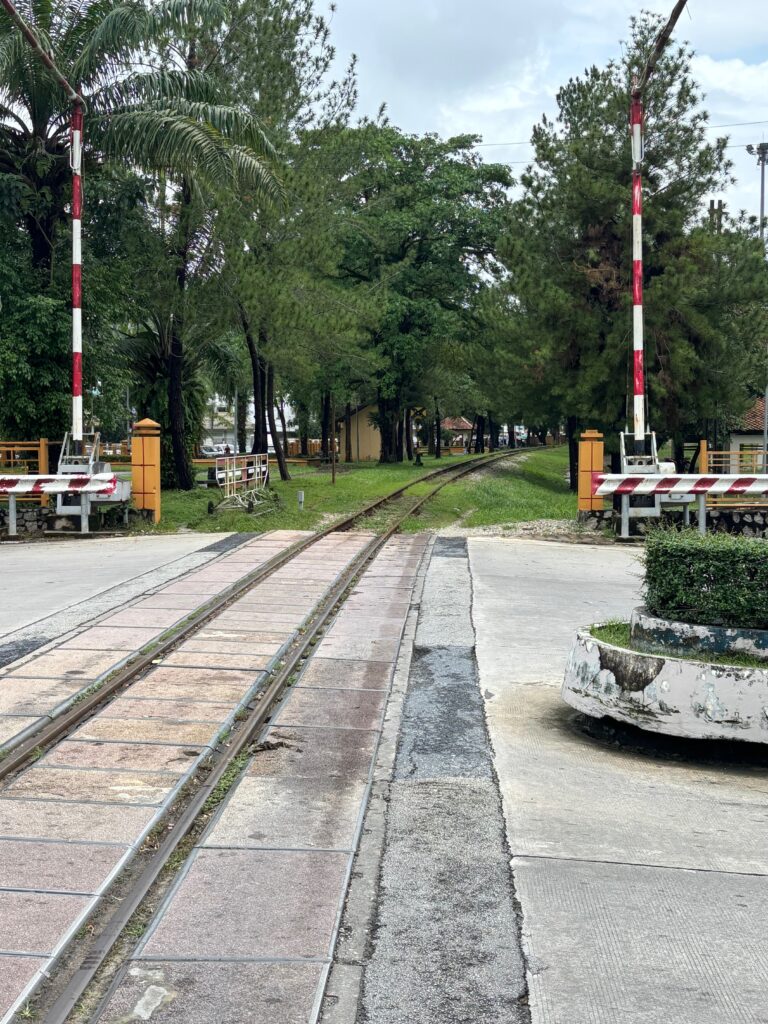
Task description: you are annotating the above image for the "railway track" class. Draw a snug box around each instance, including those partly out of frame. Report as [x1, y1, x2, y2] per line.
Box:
[0, 447, 523, 1023]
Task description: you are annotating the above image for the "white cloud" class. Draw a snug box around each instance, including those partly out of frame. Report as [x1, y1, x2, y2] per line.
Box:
[329, 0, 768, 219]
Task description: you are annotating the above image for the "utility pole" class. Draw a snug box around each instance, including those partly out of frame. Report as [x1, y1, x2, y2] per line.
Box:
[0, 0, 86, 451]
[747, 143, 768, 465]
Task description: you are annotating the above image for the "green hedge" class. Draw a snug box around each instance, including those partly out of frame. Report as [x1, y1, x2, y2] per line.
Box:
[644, 530, 768, 630]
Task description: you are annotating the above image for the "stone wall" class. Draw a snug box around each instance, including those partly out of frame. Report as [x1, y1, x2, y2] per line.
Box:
[578, 506, 768, 538]
[0, 504, 52, 536]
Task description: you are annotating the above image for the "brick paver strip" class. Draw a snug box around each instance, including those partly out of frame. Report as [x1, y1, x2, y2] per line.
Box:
[99, 535, 429, 1024]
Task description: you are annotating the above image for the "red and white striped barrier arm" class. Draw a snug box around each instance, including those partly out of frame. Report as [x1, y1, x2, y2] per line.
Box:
[0, 474, 117, 496]
[593, 473, 768, 497]
[71, 102, 84, 442]
[630, 94, 645, 446]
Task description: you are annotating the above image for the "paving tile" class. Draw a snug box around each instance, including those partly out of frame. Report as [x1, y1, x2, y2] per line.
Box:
[0, 890, 92, 954]
[0, 955, 45, 1019]
[99, 961, 323, 1024]
[4, 767, 178, 806]
[0, 717, 39, 746]
[141, 849, 347, 959]
[299, 659, 392, 691]
[0, 799, 154, 844]
[128, 668, 259, 704]
[273, 688, 387, 731]
[101, 609, 186, 628]
[327, 617, 405, 639]
[0, 677, 82, 716]
[251, 727, 377, 781]
[60, 626, 163, 651]
[194, 628, 292, 644]
[174, 640, 283, 657]
[214, 614, 303, 629]
[158, 583, 225, 595]
[203, 776, 367, 850]
[134, 595, 207, 611]
[6, 650, 125, 680]
[314, 635, 400, 663]
[160, 652, 271, 672]
[45, 741, 204, 774]
[0, 839, 126, 893]
[70, 718, 217, 746]
[100, 698, 232, 722]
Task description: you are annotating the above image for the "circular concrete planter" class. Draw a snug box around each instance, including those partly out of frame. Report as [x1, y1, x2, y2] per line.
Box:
[561, 627, 768, 743]
[631, 607, 768, 663]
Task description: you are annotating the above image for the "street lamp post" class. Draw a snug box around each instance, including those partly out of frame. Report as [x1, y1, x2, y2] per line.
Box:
[747, 143, 768, 466]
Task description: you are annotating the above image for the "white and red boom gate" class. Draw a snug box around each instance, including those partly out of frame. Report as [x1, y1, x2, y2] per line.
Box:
[0, 474, 117, 535]
[215, 454, 269, 497]
[593, 471, 768, 537]
[593, 473, 768, 498]
[627, 0, 689, 456]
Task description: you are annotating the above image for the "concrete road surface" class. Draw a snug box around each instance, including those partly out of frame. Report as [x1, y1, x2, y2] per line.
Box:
[470, 538, 768, 1024]
[0, 534, 242, 663]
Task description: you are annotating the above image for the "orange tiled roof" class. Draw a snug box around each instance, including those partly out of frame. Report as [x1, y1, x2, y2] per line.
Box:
[738, 397, 766, 432]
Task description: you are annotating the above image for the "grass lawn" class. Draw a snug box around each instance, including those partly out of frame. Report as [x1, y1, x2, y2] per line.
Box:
[137, 447, 575, 535]
[401, 446, 575, 532]
[139, 455, 479, 534]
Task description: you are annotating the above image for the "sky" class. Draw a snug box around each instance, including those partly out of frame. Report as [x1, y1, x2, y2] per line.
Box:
[328, 0, 768, 220]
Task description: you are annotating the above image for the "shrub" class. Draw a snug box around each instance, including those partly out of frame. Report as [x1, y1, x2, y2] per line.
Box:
[644, 530, 768, 630]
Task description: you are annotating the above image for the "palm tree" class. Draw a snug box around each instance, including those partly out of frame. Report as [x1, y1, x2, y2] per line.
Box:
[0, 0, 281, 272]
[1, 0, 283, 486]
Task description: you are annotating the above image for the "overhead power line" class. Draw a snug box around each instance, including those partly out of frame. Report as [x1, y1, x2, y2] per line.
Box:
[473, 117, 768, 149]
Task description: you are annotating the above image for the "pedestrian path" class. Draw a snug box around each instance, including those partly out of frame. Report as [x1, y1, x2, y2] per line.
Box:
[97, 535, 429, 1024]
[0, 531, 310, 752]
[0, 532, 371, 1024]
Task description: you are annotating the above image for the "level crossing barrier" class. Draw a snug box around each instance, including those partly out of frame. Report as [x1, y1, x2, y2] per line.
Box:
[592, 472, 768, 535]
[0, 473, 117, 535]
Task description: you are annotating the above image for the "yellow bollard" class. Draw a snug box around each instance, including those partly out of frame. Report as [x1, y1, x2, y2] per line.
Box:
[131, 418, 161, 523]
[578, 430, 605, 512]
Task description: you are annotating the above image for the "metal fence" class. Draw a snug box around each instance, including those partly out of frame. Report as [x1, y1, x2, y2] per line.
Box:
[701, 441, 768, 507]
[0, 440, 50, 504]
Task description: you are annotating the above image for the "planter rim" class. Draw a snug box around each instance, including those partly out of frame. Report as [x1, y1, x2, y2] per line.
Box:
[579, 624, 768, 676]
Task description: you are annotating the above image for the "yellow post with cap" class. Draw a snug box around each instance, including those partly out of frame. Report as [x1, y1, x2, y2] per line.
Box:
[578, 429, 605, 512]
[131, 418, 161, 523]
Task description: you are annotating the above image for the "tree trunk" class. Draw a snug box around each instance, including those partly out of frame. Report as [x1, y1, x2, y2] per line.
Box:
[427, 420, 435, 455]
[673, 437, 685, 472]
[396, 414, 404, 462]
[237, 391, 248, 454]
[240, 306, 267, 455]
[266, 362, 290, 481]
[296, 401, 310, 457]
[489, 414, 500, 451]
[344, 403, 352, 462]
[321, 392, 331, 460]
[474, 414, 486, 454]
[277, 398, 288, 454]
[168, 178, 194, 490]
[405, 409, 414, 460]
[434, 402, 442, 459]
[377, 392, 399, 463]
[566, 416, 579, 493]
[167, 326, 194, 490]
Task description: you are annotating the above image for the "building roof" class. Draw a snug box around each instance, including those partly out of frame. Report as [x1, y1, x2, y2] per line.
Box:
[734, 396, 766, 433]
[442, 416, 473, 431]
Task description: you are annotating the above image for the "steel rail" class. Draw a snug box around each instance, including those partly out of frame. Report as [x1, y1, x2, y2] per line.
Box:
[42, 446, 525, 1024]
[0, 450, 515, 783]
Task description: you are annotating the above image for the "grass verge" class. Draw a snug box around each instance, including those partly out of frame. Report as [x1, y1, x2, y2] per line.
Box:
[591, 621, 768, 670]
[401, 446, 575, 532]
